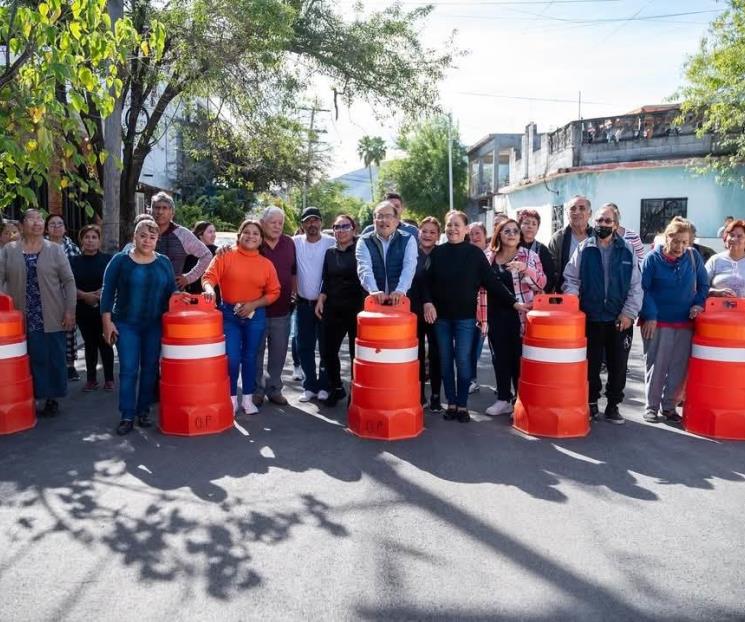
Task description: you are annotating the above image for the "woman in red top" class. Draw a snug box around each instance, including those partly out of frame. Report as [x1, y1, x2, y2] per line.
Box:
[203, 219, 280, 415]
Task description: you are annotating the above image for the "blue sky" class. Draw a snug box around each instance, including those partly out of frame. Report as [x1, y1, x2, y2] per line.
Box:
[314, 0, 725, 176]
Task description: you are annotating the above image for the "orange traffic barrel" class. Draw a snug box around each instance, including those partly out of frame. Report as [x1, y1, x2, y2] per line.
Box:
[159, 294, 233, 436]
[0, 294, 36, 435]
[513, 294, 589, 438]
[683, 298, 745, 440]
[348, 296, 423, 440]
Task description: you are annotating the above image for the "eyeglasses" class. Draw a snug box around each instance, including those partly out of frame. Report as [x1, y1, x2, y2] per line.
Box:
[502, 228, 520, 235]
[332, 223, 353, 231]
[48, 222, 65, 228]
[374, 213, 396, 221]
[595, 217, 614, 225]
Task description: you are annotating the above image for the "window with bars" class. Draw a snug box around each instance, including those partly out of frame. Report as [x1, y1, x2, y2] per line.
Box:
[551, 204, 564, 234]
[640, 198, 688, 244]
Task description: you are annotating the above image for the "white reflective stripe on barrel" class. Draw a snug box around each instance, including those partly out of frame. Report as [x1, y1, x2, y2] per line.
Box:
[522, 345, 586, 363]
[0, 341, 27, 359]
[692, 344, 745, 363]
[355, 344, 418, 364]
[161, 341, 225, 360]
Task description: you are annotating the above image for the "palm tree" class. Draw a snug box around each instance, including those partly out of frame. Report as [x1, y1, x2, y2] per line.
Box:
[357, 136, 387, 202]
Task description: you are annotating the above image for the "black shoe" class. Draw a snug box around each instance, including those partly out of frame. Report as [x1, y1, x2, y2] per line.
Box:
[589, 402, 600, 421]
[443, 405, 457, 421]
[662, 409, 682, 423]
[324, 387, 346, 407]
[429, 395, 442, 413]
[604, 403, 625, 425]
[38, 399, 59, 418]
[116, 420, 134, 435]
[67, 366, 80, 381]
[456, 408, 471, 423]
[136, 413, 152, 428]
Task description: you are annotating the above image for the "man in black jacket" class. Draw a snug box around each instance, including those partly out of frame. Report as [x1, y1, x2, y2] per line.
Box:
[548, 195, 593, 291]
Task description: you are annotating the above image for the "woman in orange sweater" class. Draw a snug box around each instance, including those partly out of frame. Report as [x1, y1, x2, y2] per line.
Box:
[203, 219, 280, 414]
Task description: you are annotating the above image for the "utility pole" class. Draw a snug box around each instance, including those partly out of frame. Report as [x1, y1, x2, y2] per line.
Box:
[299, 101, 329, 215]
[578, 90, 582, 120]
[447, 112, 454, 212]
[102, 0, 123, 253]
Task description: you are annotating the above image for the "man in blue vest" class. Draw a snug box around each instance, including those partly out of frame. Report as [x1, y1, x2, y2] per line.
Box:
[361, 192, 419, 240]
[563, 204, 643, 425]
[356, 200, 418, 305]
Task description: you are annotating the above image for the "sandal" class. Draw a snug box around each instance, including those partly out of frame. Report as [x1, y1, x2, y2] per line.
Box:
[456, 408, 471, 423]
[116, 420, 134, 436]
[443, 405, 457, 421]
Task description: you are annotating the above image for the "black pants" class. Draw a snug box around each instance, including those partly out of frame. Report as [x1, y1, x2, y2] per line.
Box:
[417, 315, 441, 401]
[322, 304, 359, 390]
[77, 307, 114, 382]
[587, 320, 633, 405]
[488, 311, 522, 401]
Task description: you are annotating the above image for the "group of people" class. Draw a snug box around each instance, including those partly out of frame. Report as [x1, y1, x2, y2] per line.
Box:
[1, 189, 743, 435]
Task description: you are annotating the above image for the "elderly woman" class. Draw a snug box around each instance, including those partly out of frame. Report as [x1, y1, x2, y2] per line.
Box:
[70, 225, 114, 392]
[101, 219, 177, 435]
[315, 214, 366, 407]
[0, 219, 19, 247]
[485, 218, 546, 416]
[203, 219, 280, 415]
[706, 218, 745, 298]
[518, 209, 556, 293]
[45, 213, 81, 381]
[640, 217, 708, 422]
[423, 211, 528, 422]
[408, 216, 443, 412]
[0, 209, 76, 417]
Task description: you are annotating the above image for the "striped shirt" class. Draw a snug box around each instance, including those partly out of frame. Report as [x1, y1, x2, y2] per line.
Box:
[100, 251, 176, 324]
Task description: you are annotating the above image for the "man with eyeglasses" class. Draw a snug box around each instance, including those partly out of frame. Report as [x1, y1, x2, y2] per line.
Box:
[356, 200, 417, 305]
[548, 195, 593, 291]
[361, 192, 419, 240]
[562, 204, 643, 425]
[293, 206, 335, 402]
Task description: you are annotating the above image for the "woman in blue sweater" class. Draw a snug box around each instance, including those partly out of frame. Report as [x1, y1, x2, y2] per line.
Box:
[639, 217, 708, 423]
[101, 219, 176, 435]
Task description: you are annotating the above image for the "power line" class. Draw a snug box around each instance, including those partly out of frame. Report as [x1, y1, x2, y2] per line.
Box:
[455, 91, 613, 105]
[443, 9, 722, 22]
[392, 0, 621, 4]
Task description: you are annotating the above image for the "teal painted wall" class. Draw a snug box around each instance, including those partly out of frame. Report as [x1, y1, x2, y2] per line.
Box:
[503, 165, 745, 239]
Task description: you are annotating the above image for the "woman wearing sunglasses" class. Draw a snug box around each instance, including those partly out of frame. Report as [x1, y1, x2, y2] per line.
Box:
[315, 214, 366, 407]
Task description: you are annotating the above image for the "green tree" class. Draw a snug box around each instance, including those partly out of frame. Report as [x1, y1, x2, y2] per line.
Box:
[111, 0, 454, 242]
[357, 135, 387, 202]
[678, 0, 745, 182]
[376, 116, 467, 223]
[0, 0, 162, 213]
[290, 180, 367, 227]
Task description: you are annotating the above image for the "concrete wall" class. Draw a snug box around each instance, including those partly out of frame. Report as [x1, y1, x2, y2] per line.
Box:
[499, 164, 745, 248]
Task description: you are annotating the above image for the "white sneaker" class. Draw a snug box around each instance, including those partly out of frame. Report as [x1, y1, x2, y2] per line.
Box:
[292, 366, 304, 381]
[231, 395, 238, 412]
[298, 390, 317, 402]
[317, 390, 329, 401]
[468, 381, 480, 394]
[242, 395, 259, 415]
[485, 399, 513, 416]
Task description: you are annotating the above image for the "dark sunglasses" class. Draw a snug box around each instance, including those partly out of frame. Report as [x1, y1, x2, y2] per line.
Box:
[502, 228, 520, 235]
[332, 223, 353, 231]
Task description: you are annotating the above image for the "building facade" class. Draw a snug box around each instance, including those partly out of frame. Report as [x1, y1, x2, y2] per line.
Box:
[478, 106, 743, 248]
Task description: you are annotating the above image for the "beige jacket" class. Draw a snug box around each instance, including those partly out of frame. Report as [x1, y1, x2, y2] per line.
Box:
[0, 239, 76, 333]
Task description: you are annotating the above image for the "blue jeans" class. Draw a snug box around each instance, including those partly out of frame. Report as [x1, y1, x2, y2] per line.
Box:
[434, 318, 474, 408]
[296, 299, 327, 393]
[221, 304, 266, 396]
[27, 330, 67, 400]
[470, 323, 485, 383]
[290, 309, 300, 367]
[116, 321, 162, 421]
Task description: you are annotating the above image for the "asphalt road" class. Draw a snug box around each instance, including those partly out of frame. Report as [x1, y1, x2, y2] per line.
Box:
[1, 334, 744, 621]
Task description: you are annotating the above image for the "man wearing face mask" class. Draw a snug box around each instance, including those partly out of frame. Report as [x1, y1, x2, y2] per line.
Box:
[562, 205, 643, 424]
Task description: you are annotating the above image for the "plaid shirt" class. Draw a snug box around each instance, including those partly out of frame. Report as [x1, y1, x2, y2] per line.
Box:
[487, 247, 546, 334]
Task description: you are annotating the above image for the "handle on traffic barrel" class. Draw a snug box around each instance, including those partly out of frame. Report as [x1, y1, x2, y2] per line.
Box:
[704, 297, 745, 312]
[0, 294, 14, 312]
[364, 294, 411, 313]
[532, 294, 580, 312]
[168, 292, 215, 311]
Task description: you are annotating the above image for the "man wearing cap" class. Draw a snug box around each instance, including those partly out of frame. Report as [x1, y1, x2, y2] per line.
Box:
[356, 200, 418, 305]
[293, 207, 335, 402]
